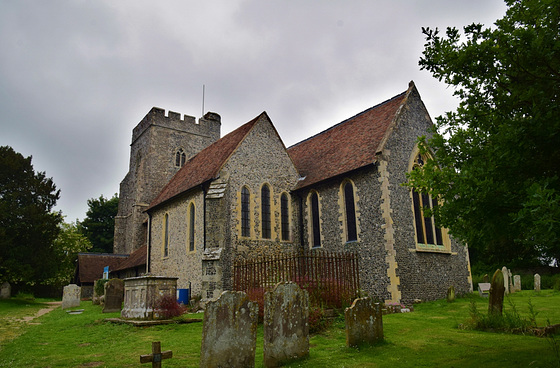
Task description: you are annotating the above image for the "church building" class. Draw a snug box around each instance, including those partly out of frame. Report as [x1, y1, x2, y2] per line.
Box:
[114, 82, 473, 304]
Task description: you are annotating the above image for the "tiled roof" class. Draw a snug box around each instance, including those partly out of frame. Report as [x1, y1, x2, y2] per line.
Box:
[112, 245, 147, 272]
[148, 113, 264, 210]
[288, 84, 413, 189]
[75, 253, 128, 284]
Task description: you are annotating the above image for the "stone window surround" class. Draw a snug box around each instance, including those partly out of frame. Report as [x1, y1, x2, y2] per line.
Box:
[162, 213, 170, 258]
[339, 179, 360, 244]
[307, 190, 323, 249]
[407, 147, 452, 254]
[187, 201, 196, 253]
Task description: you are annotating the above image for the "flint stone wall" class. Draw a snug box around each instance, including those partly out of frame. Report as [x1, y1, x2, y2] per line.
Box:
[345, 297, 383, 347]
[62, 284, 81, 309]
[200, 291, 258, 368]
[263, 282, 309, 367]
[121, 276, 177, 319]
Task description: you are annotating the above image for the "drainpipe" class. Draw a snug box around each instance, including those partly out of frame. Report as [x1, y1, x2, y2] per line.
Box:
[146, 213, 152, 273]
[297, 192, 305, 251]
[202, 185, 207, 250]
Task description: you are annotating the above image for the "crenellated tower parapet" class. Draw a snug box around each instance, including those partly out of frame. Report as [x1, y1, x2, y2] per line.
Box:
[114, 107, 221, 255]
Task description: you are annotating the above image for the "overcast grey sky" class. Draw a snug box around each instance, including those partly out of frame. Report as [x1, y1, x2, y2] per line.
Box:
[0, 0, 507, 222]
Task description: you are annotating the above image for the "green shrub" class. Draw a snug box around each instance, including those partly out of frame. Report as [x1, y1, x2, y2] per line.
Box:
[308, 306, 332, 334]
[463, 297, 537, 334]
[14, 292, 34, 301]
[94, 279, 109, 296]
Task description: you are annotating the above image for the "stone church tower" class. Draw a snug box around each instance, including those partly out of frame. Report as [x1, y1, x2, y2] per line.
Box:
[113, 107, 221, 254]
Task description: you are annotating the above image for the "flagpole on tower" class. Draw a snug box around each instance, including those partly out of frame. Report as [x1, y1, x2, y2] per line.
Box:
[202, 84, 205, 117]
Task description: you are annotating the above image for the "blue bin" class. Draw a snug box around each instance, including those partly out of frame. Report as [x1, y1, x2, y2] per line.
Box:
[177, 288, 190, 305]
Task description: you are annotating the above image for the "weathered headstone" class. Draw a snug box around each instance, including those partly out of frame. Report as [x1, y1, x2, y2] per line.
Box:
[534, 273, 541, 292]
[103, 279, 124, 313]
[483, 274, 489, 283]
[501, 266, 510, 294]
[345, 297, 383, 347]
[489, 269, 505, 316]
[62, 284, 81, 309]
[200, 291, 258, 368]
[508, 269, 513, 292]
[140, 341, 172, 368]
[513, 275, 521, 292]
[478, 283, 491, 297]
[263, 282, 309, 367]
[0, 282, 11, 299]
[446, 285, 455, 303]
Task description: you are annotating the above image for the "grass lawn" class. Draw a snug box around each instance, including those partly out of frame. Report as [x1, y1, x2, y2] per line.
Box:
[0, 290, 559, 367]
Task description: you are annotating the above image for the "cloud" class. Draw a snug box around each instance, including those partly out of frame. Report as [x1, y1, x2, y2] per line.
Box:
[0, 0, 507, 221]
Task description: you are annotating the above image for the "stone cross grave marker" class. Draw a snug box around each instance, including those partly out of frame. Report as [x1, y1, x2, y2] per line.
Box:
[1, 282, 10, 299]
[534, 273, 541, 292]
[103, 279, 124, 313]
[345, 297, 383, 347]
[263, 282, 309, 367]
[513, 275, 521, 292]
[501, 267, 510, 294]
[200, 291, 258, 368]
[140, 341, 172, 368]
[62, 284, 81, 309]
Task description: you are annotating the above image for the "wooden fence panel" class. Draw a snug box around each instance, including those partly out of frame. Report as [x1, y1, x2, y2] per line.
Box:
[233, 250, 360, 308]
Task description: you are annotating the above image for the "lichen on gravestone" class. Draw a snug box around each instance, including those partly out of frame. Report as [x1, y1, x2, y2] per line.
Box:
[446, 285, 455, 303]
[263, 282, 309, 367]
[344, 297, 383, 347]
[488, 269, 505, 316]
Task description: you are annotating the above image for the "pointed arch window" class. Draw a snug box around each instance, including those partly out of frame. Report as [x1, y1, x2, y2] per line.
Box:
[280, 193, 290, 241]
[188, 203, 195, 252]
[163, 213, 169, 257]
[411, 154, 445, 248]
[310, 192, 321, 248]
[261, 185, 271, 239]
[175, 148, 186, 167]
[241, 186, 251, 237]
[344, 182, 358, 242]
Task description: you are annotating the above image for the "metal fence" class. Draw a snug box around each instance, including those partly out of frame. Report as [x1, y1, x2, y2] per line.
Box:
[233, 250, 360, 308]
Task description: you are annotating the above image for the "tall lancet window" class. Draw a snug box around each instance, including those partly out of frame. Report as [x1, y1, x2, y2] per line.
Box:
[175, 148, 186, 167]
[261, 184, 271, 239]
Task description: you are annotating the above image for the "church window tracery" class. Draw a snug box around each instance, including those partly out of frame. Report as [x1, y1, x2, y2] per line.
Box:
[310, 191, 321, 248]
[175, 148, 186, 167]
[163, 213, 169, 257]
[343, 181, 358, 242]
[188, 202, 195, 252]
[281, 192, 290, 241]
[261, 184, 271, 239]
[241, 186, 251, 237]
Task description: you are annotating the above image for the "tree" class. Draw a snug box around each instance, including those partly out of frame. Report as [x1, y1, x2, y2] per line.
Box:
[408, 0, 560, 268]
[0, 146, 63, 284]
[46, 220, 92, 285]
[78, 194, 119, 253]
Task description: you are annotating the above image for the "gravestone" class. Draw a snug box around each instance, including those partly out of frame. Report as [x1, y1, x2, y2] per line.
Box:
[263, 282, 309, 367]
[501, 267, 510, 294]
[446, 285, 455, 303]
[201, 248, 222, 301]
[478, 283, 491, 297]
[534, 273, 541, 292]
[345, 297, 383, 347]
[1, 282, 11, 299]
[62, 284, 81, 309]
[508, 269, 513, 292]
[483, 274, 489, 283]
[121, 276, 178, 320]
[513, 275, 521, 292]
[200, 291, 258, 368]
[489, 269, 505, 316]
[103, 279, 124, 313]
